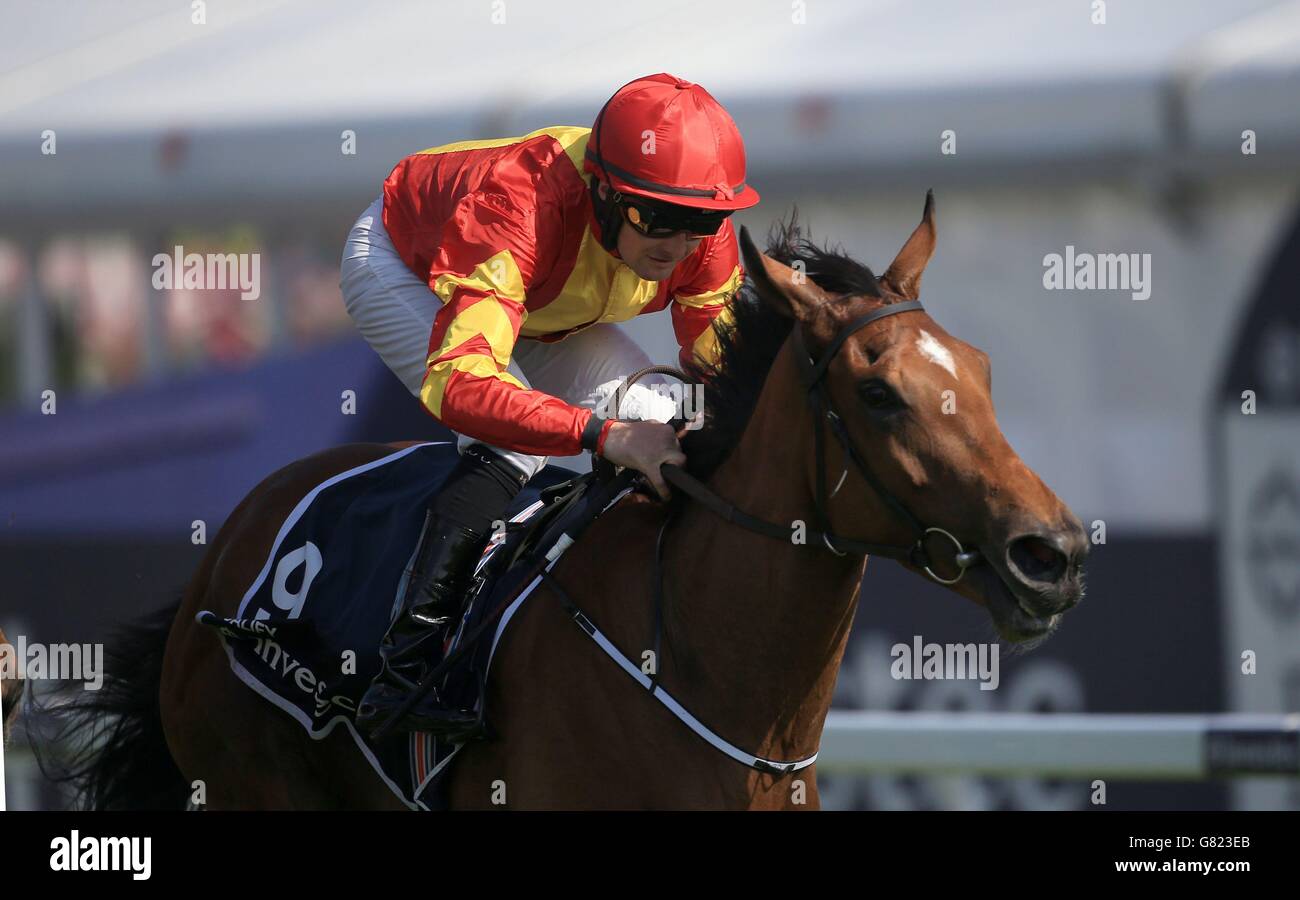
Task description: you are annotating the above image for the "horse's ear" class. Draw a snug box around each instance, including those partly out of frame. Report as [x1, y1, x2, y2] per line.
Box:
[882, 190, 936, 300]
[738, 225, 827, 321]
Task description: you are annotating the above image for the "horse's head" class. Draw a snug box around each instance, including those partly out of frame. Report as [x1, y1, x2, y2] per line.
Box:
[739, 193, 1087, 642]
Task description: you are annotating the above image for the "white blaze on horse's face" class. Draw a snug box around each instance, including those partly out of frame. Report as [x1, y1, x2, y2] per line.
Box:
[915, 329, 957, 380]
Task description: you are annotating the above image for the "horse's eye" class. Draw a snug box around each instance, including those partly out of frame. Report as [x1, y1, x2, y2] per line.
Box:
[860, 381, 894, 408]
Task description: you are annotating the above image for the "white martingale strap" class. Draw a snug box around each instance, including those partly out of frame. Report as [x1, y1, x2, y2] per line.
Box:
[553, 580, 819, 776]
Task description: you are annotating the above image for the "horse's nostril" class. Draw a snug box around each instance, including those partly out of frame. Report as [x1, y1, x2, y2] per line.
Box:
[1008, 535, 1068, 584]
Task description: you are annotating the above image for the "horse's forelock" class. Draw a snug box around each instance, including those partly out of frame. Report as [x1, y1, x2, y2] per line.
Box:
[764, 211, 883, 300]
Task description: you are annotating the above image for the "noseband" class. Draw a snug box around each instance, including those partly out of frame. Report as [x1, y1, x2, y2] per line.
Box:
[657, 299, 982, 584]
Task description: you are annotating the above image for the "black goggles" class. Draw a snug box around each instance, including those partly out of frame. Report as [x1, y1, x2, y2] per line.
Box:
[619, 197, 732, 238]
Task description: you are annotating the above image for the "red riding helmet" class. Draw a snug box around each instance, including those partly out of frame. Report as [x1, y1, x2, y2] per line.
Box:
[584, 73, 760, 212]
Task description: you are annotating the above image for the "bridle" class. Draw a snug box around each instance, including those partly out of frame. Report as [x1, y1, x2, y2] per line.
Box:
[657, 299, 982, 584]
[544, 303, 984, 773]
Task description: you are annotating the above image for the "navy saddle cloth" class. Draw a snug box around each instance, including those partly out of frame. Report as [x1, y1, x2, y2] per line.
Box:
[197, 441, 588, 809]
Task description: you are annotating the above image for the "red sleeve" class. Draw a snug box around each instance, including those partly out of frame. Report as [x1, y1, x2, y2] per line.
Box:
[418, 190, 596, 457]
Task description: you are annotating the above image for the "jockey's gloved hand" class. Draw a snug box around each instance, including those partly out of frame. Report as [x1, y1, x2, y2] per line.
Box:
[599, 420, 686, 501]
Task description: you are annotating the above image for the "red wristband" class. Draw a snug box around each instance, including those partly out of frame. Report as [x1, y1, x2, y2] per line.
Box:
[595, 419, 613, 456]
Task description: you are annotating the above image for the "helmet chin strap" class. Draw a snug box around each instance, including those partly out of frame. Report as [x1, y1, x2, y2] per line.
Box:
[589, 178, 624, 254]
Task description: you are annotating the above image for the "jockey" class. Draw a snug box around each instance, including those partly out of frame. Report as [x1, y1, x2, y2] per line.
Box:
[340, 73, 759, 736]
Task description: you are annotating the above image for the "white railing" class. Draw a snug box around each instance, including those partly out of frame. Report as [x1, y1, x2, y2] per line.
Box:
[817, 712, 1300, 779]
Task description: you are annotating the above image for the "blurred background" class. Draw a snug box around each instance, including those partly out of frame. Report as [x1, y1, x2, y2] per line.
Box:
[1, 0, 1298, 809]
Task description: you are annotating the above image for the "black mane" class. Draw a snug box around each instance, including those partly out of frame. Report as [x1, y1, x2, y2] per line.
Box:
[679, 212, 883, 479]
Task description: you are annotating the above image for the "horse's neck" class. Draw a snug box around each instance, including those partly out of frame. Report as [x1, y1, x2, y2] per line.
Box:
[662, 342, 867, 762]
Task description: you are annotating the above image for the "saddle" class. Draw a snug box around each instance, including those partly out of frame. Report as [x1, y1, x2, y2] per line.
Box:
[197, 443, 636, 808]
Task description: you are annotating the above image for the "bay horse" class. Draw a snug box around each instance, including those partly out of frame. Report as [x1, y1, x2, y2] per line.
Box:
[54, 195, 1086, 809]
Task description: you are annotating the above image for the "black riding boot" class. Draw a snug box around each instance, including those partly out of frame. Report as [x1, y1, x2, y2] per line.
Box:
[356, 445, 527, 737]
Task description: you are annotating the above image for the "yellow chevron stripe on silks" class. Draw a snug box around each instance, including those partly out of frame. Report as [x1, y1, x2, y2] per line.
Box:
[427, 295, 527, 372]
[534, 126, 590, 174]
[522, 230, 662, 335]
[417, 126, 591, 176]
[690, 302, 735, 368]
[431, 249, 526, 308]
[420, 354, 527, 419]
[675, 265, 742, 309]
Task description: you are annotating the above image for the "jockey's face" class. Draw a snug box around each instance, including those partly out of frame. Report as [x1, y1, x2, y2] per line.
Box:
[598, 182, 703, 281]
[619, 225, 702, 281]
